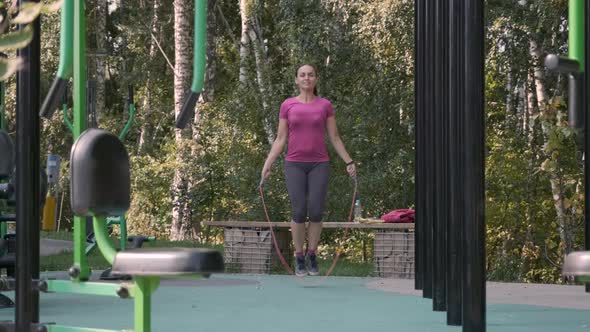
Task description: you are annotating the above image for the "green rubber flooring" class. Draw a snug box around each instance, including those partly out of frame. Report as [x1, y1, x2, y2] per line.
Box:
[0, 274, 588, 331]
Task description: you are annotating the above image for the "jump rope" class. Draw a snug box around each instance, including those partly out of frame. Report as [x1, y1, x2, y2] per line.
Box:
[257, 175, 358, 287]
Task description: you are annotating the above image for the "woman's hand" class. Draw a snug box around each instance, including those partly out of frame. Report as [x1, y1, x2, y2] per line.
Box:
[261, 164, 272, 183]
[346, 163, 356, 178]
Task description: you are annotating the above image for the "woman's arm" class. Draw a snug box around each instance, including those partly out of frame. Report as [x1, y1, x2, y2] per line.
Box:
[326, 116, 352, 163]
[326, 116, 356, 177]
[261, 119, 288, 180]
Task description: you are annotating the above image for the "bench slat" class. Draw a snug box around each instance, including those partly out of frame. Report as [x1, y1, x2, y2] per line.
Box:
[203, 221, 414, 230]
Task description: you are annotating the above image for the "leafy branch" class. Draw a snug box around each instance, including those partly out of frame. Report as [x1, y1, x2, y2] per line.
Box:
[0, 0, 62, 80]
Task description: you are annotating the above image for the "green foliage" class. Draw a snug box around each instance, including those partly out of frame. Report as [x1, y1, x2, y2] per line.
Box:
[27, 0, 588, 281]
[484, 0, 587, 283]
[0, 0, 62, 81]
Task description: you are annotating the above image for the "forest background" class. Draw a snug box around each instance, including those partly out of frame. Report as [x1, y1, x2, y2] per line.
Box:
[0, 0, 580, 283]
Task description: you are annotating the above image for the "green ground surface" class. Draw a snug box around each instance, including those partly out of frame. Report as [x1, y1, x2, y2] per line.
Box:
[0, 274, 588, 332]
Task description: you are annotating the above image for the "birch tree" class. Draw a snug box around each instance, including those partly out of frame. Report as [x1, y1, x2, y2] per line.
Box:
[171, 0, 195, 241]
[238, 0, 274, 144]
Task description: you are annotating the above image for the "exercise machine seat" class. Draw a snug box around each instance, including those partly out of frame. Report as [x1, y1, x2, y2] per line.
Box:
[0, 130, 13, 180]
[563, 251, 590, 277]
[70, 129, 224, 276]
[70, 129, 130, 217]
[112, 248, 223, 276]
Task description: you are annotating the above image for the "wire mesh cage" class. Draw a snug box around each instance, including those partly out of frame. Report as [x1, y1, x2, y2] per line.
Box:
[224, 227, 292, 274]
[373, 229, 414, 278]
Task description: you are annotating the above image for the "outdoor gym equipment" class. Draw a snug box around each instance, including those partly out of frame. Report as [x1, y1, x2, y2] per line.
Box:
[175, 0, 206, 129]
[78, 83, 155, 280]
[556, 1, 590, 289]
[0, 128, 15, 308]
[41, 44, 151, 279]
[39, 127, 223, 331]
[1, 0, 224, 331]
[0, 88, 48, 310]
[544, 0, 585, 128]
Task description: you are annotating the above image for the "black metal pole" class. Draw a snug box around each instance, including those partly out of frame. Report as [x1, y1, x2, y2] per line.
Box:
[446, 0, 463, 325]
[15, 0, 41, 329]
[422, 0, 435, 299]
[462, 0, 485, 331]
[433, 0, 448, 312]
[414, 0, 424, 291]
[585, 0, 590, 294]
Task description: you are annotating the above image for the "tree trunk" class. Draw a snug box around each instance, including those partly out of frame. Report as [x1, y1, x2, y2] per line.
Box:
[239, 0, 274, 144]
[238, 0, 250, 84]
[248, 18, 275, 144]
[529, 38, 573, 254]
[138, 0, 161, 153]
[171, 0, 195, 241]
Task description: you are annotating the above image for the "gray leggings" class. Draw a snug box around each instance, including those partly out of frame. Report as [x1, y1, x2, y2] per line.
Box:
[284, 161, 330, 223]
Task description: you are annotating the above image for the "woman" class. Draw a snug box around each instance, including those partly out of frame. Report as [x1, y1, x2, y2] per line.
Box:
[261, 64, 356, 277]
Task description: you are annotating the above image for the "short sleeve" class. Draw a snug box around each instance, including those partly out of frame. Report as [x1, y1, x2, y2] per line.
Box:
[279, 100, 289, 119]
[325, 100, 335, 118]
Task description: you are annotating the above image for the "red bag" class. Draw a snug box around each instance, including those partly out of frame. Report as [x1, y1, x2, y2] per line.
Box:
[381, 209, 415, 223]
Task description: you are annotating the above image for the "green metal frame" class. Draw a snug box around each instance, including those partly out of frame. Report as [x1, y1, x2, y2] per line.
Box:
[62, 100, 75, 133]
[56, 0, 74, 80]
[56, 6, 137, 258]
[72, 0, 90, 282]
[191, 0, 206, 94]
[34, 0, 208, 331]
[569, 0, 585, 71]
[119, 102, 134, 141]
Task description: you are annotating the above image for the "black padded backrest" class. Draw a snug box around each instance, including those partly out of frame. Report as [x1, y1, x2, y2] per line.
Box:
[70, 128, 130, 217]
[0, 130, 14, 180]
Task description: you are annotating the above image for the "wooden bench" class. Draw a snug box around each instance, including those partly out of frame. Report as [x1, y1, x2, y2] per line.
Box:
[203, 221, 415, 278]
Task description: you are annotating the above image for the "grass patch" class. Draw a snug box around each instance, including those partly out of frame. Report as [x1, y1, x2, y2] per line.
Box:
[40, 232, 223, 272]
[40, 232, 373, 277]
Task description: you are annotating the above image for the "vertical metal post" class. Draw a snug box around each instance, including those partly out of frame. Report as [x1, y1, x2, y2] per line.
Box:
[584, 0, 590, 294]
[422, 0, 435, 299]
[414, 0, 424, 291]
[462, 0, 486, 331]
[15, 0, 41, 329]
[72, 0, 90, 281]
[446, 0, 463, 325]
[433, 0, 448, 312]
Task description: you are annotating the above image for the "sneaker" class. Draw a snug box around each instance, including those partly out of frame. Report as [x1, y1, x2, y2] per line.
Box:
[295, 256, 307, 277]
[307, 254, 320, 276]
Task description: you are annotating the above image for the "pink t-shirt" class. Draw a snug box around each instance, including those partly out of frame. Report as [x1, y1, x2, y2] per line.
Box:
[279, 97, 335, 162]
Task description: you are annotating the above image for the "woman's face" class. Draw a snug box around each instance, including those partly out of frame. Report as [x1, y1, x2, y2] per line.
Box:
[295, 65, 317, 92]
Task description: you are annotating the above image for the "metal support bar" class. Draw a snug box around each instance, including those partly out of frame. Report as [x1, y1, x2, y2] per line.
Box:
[545, 54, 581, 73]
[462, 0, 486, 331]
[41, 279, 130, 298]
[132, 277, 160, 332]
[422, 0, 434, 300]
[446, 0, 463, 325]
[15, 0, 41, 329]
[414, 0, 424, 291]
[72, 0, 90, 282]
[433, 0, 448, 312]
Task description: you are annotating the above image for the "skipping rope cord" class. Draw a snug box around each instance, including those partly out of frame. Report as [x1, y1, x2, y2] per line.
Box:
[257, 176, 358, 287]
